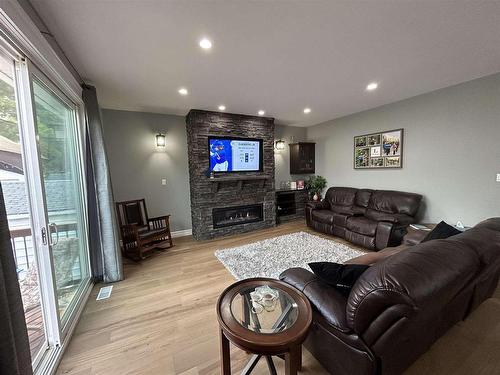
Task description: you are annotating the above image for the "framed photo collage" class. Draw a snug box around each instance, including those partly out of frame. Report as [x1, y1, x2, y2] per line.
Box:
[354, 129, 403, 169]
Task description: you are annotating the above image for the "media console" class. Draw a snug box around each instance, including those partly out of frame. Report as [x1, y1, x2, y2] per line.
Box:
[276, 189, 308, 224]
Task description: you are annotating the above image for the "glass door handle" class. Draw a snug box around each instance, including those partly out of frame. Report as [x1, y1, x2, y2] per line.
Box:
[48, 223, 59, 246]
[41, 226, 48, 245]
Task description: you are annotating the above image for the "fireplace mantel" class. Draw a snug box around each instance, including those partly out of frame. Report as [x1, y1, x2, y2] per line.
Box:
[208, 175, 271, 192]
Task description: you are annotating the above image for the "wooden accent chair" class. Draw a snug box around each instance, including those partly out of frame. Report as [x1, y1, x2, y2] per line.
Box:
[115, 199, 173, 260]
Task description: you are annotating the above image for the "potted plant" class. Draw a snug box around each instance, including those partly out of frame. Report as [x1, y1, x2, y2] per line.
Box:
[305, 175, 327, 201]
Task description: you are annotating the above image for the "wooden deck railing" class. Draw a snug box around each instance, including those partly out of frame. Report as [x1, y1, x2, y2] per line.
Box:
[9, 223, 78, 274]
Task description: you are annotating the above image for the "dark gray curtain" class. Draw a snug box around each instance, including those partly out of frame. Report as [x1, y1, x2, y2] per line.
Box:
[82, 84, 123, 283]
[0, 182, 33, 375]
[86, 130, 103, 281]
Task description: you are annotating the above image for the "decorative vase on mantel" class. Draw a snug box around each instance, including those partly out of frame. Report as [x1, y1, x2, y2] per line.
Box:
[313, 193, 319, 201]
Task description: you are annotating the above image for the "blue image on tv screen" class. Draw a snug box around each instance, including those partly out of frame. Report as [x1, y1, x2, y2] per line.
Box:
[209, 139, 233, 172]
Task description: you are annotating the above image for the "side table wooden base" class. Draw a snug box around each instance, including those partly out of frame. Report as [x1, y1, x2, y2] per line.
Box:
[219, 330, 303, 375]
[220, 329, 231, 374]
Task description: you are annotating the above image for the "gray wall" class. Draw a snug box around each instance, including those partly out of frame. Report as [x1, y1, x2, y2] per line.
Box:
[307, 73, 500, 226]
[101, 109, 192, 232]
[274, 124, 308, 187]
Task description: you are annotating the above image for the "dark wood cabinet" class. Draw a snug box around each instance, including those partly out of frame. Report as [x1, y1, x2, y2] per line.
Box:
[289, 142, 315, 174]
[276, 189, 309, 224]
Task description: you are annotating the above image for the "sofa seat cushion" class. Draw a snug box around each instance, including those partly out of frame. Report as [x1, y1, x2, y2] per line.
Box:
[333, 212, 351, 227]
[347, 217, 378, 236]
[345, 245, 408, 265]
[312, 210, 335, 225]
[331, 205, 355, 215]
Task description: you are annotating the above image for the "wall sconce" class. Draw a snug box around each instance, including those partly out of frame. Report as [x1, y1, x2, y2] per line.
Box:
[275, 139, 286, 151]
[156, 133, 166, 147]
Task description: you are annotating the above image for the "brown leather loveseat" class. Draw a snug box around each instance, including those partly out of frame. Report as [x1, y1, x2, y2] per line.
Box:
[281, 218, 500, 375]
[306, 187, 422, 250]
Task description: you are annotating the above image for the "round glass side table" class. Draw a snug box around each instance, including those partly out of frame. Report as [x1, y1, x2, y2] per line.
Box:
[217, 278, 312, 375]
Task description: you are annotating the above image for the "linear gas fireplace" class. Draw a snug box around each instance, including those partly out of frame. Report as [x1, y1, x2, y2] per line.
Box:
[213, 204, 264, 229]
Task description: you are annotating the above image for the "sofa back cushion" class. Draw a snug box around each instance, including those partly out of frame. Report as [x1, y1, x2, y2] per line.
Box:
[355, 189, 373, 208]
[325, 187, 358, 214]
[446, 220, 500, 266]
[475, 217, 500, 232]
[366, 190, 422, 217]
[352, 189, 373, 214]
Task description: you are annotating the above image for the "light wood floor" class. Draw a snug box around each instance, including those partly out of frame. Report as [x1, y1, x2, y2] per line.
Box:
[56, 221, 500, 375]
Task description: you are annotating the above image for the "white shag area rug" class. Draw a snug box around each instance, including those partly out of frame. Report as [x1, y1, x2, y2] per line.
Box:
[214, 231, 365, 280]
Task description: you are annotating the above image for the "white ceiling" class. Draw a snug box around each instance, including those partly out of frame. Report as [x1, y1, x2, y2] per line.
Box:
[32, 1, 500, 127]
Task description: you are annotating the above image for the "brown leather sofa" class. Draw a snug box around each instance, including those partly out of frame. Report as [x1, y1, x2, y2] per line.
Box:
[280, 217, 500, 375]
[306, 187, 422, 250]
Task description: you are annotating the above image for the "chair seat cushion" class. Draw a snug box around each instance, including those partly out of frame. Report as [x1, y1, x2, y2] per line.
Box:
[346, 217, 378, 236]
[312, 210, 335, 225]
[138, 228, 167, 239]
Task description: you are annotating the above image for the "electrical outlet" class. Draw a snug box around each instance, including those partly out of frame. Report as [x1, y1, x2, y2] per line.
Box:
[496, 174, 500, 182]
[161, 178, 167, 186]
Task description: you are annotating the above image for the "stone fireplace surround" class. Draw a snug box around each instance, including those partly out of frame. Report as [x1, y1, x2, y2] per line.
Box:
[186, 110, 276, 240]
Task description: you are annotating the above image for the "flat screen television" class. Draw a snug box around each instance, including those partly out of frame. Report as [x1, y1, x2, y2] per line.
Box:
[208, 136, 263, 173]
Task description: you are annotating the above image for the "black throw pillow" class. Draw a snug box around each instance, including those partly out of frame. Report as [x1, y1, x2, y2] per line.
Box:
[308, 262, 369, 297]
[421, 221, 462, 243]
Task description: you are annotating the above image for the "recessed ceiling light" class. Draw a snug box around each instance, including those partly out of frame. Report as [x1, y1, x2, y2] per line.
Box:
[258, 110, 265, 116]
[178, 87, 188, 95]
[303, 107, 311, 114]
[199, 38, 212, 50]
[218, 105, 226, 111]
[366, 82, 378, 91]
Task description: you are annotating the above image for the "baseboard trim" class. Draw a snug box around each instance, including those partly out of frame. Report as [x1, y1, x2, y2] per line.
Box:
[172, 228, 192, 238]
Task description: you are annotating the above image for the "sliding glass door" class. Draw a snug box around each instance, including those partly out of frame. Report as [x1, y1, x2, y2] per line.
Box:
[0, 38, 91, 372]
[0, 43, 49, 370]
[31, 76, 90, 326]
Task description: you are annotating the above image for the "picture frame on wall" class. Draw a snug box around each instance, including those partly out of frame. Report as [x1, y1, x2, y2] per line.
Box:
[370, 157, 384, 167]
[354, 128, 403, 169]
[370, 146, 381, 157]
[354, 136, 367, 147]
[367, 134, 381, 146]
[354, 147, 370, 168]
[385, 156, 401, 167]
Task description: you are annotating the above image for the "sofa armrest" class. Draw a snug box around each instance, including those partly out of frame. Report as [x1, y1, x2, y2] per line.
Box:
[391, 214, 415, 226]
[280, 267, 317, 290]
[347, 287, 416, 346]
[306, 200, 330, 210]
[305, 200, 330, 227]
[280, 268, 351, 333]
[371, 213, 414, 226]
[376, 221, 395, 250]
